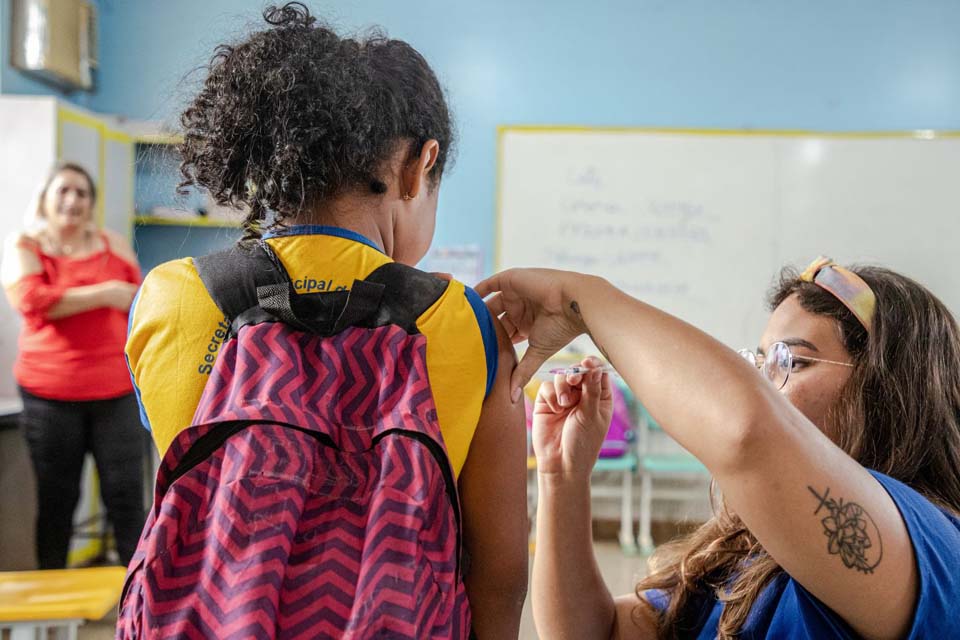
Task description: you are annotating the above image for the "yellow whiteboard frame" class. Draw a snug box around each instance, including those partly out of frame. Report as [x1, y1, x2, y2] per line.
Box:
[57, 107, 137, 241]
[494, 125, 960, 271]
[57, 107, 106, 228]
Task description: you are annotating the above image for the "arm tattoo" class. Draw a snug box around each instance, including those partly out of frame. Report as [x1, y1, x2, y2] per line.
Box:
[808, 486, 883, 573]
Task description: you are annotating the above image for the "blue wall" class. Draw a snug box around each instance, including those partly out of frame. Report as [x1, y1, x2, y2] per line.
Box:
[85, 0, 960, 272]
[0, 0, 98, 108]
[133, 224, 242, 274]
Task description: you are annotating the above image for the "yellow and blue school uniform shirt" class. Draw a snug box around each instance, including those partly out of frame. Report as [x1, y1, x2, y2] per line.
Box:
[125, 226, 497, 478]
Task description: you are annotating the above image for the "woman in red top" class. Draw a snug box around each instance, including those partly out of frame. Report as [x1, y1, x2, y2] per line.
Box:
[1, 162, 145, 568]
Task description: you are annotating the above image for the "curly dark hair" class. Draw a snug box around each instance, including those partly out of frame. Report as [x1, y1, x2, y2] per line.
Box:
[178, 2, 454, 240]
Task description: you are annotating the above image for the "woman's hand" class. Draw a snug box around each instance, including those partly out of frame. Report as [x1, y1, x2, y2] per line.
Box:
[532, 358, 613, 477]
[476, 269, 599, 400]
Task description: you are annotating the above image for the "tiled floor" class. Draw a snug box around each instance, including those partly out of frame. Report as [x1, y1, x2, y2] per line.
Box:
[75, 542, 649, 640]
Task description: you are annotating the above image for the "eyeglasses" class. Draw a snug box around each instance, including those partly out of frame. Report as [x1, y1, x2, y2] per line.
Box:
[738, 341, 853, 390]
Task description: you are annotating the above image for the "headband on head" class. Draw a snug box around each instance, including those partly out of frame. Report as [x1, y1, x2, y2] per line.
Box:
[799, 256, 876, 333]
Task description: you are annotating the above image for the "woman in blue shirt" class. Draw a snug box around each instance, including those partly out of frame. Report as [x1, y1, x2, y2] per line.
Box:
[478, 257, 960, 639]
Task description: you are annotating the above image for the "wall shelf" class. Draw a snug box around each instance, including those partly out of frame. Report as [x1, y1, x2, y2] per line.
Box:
[134, 215, 240, 228]
[133, 134, 183, 145]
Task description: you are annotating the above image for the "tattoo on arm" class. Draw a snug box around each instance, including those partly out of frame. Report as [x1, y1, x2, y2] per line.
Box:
[808, 486, 883, 573]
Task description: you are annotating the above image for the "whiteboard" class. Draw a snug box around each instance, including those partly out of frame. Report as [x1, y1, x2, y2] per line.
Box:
[103, 136, 134, 239]
[497, 128, 960, 352]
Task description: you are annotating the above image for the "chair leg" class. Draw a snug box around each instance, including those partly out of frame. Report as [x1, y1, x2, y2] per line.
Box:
[9, 623, 36, 640]
[619, 469, 637, 553]
[639, 471, 654, 555]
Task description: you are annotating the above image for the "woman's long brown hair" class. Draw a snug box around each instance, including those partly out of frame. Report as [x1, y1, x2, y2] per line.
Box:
[634, 265, 960, 639]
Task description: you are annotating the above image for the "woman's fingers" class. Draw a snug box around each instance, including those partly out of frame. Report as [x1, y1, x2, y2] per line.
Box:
[474, 272, 505, 299]
[554, 373, 579, 408]
[536, 380, 561, 414]
[484, 293, 530, 345]
[553, 373, 570, 401]
[483, 291, 505, 317]
[499, 313, 520, 340]
[511, 342, 555, 401]
[480, 270, 591, 402]
[578, 369, 602, 420]
[599, 370, 612, 402]
[581, 355, 603, 369]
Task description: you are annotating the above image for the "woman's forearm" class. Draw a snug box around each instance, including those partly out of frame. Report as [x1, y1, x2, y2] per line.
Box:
[46, 283, 110, 318]
[533, 473, 617, 640]
[563, 275, 777, 473]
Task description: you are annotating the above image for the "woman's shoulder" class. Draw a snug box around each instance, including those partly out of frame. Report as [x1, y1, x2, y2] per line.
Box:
[867, 470, 960, 529]
[5, 229, 41, 252]
[100, 228, 139, 261]
[1, 231, 44, 285]
[863, 470, 960, 638]
[865, 471, 960, 566]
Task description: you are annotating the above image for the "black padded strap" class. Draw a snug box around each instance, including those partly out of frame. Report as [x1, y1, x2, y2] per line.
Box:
[362, 263, 449, 333]
[193, 242, 288, 322]
[331, 279, 387, 334]
[194, 243, 449, 337]
[256, 282, 307, 331]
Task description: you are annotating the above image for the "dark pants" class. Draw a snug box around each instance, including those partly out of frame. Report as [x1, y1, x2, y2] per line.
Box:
[19, 388, 146, 569]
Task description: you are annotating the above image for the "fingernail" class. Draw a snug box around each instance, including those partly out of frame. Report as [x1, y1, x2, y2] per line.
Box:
[560, 393, 570, 406]
[511, 387, 522, 403]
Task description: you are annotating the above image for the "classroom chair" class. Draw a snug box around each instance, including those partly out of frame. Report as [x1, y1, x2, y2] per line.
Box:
[635, 404, 710, 554]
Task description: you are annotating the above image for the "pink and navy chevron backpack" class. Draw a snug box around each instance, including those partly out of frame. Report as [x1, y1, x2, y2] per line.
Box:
[116, 242, 472, 639]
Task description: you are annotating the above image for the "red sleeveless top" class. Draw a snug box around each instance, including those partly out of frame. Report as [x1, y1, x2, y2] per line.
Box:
[10, 234, 141, 401]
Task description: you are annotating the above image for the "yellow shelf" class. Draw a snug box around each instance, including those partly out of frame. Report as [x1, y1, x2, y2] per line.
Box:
[134, 215, 240, 228]
[133, 133, 183, 145]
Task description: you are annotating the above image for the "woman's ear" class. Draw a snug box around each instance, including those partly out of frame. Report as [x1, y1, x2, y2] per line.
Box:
[401, 139, 440, 200]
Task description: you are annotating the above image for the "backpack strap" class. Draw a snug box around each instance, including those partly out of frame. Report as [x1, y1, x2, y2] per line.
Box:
[193, 242, 287, 323]
[362, 262, 450, 333]
[194, 242, 450, 337]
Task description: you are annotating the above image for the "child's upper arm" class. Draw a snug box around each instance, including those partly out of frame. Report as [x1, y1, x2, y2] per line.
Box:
[126, 258, 223, 453]
[457, 299, 528, 575]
